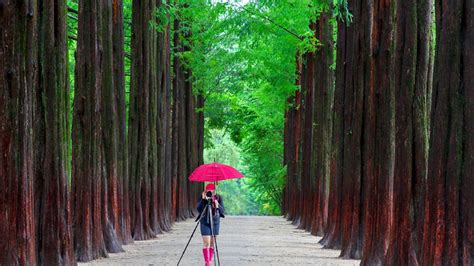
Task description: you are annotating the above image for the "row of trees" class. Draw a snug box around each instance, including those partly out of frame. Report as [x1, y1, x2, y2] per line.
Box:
[283, 0, 473, 265]
[0, 0, 203, 264]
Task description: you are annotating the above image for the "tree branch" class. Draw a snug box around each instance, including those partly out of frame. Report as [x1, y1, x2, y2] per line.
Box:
[228, 3, 304, 41]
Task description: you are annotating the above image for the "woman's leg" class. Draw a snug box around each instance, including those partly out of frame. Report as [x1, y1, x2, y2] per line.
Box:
[209, 236, 216, 262]
[202, 236, 212, 248]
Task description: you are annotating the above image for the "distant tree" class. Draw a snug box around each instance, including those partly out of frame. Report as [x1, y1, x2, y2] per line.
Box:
[310, 10, 334, 237]
[157, 0, 174, 232]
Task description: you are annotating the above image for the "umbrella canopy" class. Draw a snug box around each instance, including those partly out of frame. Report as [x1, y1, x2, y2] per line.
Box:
[188, 162, 244, 182]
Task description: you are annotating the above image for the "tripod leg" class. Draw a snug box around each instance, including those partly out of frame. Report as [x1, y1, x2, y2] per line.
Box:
[177, 205, 207, 266]
[208, 205, 220, 266]
[213, 234, 220, 266]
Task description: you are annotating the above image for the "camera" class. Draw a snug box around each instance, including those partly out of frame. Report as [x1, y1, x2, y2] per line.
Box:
[206, 191, 212, 198]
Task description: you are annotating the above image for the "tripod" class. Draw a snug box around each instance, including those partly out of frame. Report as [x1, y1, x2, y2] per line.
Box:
[177, 199, 221, 266]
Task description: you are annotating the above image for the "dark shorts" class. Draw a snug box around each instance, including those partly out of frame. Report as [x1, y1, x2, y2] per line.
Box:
[200, 222, 220, 236]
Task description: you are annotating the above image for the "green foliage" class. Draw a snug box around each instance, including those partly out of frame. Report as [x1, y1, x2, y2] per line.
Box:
[181, 0, 350, 215]
[64, 0, 348, 215]
[182, 0, 323, 215]
[333, 0, 353, 22]
[203, 129, 261, 215]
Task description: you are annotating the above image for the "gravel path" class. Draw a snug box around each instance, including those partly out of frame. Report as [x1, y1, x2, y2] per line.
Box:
[80, 216, 360, 265]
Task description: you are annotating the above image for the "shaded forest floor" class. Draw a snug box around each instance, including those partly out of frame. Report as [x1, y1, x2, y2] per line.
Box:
[80, 216, 360, 265]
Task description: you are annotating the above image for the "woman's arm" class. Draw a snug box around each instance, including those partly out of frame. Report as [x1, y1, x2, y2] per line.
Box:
[197, 197, 206, 213]
[217, 195, 225, 216]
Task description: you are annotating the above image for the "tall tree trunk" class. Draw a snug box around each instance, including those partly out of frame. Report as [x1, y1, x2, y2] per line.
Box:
[197, 93, 205, 166]
[423, 0, 473, 264]
[284, 54, 302, 223]
[0, 1, 37, 264]
[148, 2, 160, 234]
[286, 52, 302, 223]
[34, 0, 76, 264]
[384, 0, 432, 264]
[113, 0, 133, 245]
[171, 39, 179, 222]
[310, 10, 334, 237]
[182, 19, 199, 217]
[173, 12, 193, 221]
[334, 0, 371, 259]
[100, 0, 124, 253]
[361, 0, 396, 263]
[158, 4, 174, 231]
[128, 0, 158, 240]
[298, 47, 314, 231]
[72, 0, 109, 260]
[186, 71, 200, 216]
[320, 16, 346, 250]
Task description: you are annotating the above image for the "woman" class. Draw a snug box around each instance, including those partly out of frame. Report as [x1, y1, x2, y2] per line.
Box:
[197, 183, 225, 266]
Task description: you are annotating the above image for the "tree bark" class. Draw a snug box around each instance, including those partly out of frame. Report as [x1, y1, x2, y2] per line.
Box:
[333, 0, 372, 260]
[284, 54, 302, 223]
[148, 1, 160, 234]
[173, 10, 196, 221]
[128, 0, 158, 241]
[34, 0, 76, 264]
[0, 1, 37, 264]
[384, 0, 432, 264]
[72, 0, 109, 260]
[186, 70, 200, 217]
[298, 47, 314, 231]
[423, 0, 473, 264]
[158, 2, 174, 230]
[100, 0, 124, 253]
[320, 16, 346, 250]
[113, 0, 133, 245]
[361, 0, 396, 263]
[310, 10, 334, 237]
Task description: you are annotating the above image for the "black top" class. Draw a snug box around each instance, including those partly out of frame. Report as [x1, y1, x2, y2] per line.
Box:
[197, 194, 225, 225]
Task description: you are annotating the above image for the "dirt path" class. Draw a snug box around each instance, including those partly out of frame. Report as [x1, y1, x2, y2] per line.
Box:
[81, 216, 360, 265]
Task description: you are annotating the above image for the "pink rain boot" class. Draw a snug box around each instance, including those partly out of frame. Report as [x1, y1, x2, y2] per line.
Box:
[202, 248, 210, 266]
[209, 247, 214, 264]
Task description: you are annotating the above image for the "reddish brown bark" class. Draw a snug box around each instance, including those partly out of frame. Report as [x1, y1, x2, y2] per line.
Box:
[183, 18, 200, 217]
[34, 0, 76, 264]
[422, 0, 473, 264]
[298, 47, 315, 231]
[320, 15, 346, 250]
[128, 0, 158, 241]
[361, 0, 395, 263]
[148, 1, 160, 234]
[100, 0, 124, 253]
[171, 43, 179, 222]
[329, 0, 372, 260]
[284, 55, 302, 222]
[384, 0, 432, 264]
[72, 0, 109, 260]
[462, 1, 474, 263]
[0, 1, 37, 264]
[171, 6, 202, 221]
[113, 0, 133, 245]
[283, 94, 295, 220]
[157, 0, 173, 232]
[310, 11, 334, 237]
[186, 72, 201, 217]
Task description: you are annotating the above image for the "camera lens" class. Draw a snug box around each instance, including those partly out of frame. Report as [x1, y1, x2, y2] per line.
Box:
[206, 191, 212, 197]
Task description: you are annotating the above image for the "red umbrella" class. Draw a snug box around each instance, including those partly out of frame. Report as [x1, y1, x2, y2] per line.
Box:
[188, 162, 244, 182]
